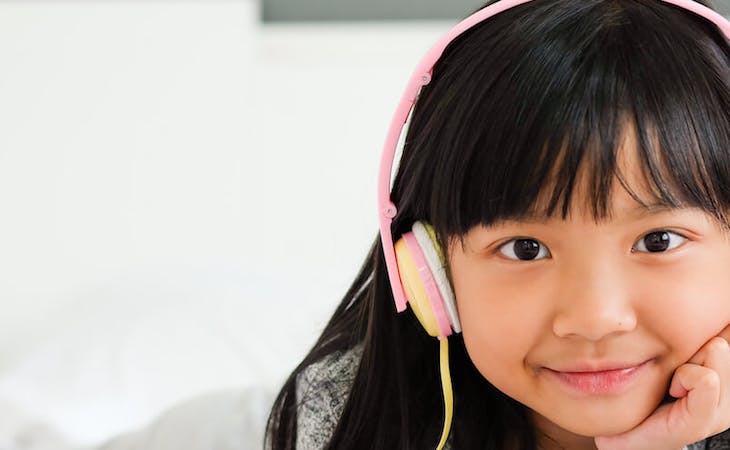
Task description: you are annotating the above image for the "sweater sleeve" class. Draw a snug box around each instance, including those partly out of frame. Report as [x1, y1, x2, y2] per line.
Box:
[706, 427, 730, 449]
[294, 345, 363, 450]
[683, 427, 730, 450]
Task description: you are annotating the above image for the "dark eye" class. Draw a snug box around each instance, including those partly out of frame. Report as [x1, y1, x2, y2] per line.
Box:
[498, 238, 550, 261]
[633, 231, 687, 253]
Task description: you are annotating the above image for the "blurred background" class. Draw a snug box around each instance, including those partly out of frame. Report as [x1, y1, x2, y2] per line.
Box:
[0, 0, 728, 449]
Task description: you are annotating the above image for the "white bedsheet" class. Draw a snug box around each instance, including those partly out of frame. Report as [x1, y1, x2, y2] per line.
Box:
[0, 267, 319, 448]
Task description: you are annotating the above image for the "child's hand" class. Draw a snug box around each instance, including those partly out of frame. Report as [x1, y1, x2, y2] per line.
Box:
[594, 324, 730, 450]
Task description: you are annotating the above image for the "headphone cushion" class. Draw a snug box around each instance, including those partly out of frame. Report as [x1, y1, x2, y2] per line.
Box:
[411, 222, 461, 333]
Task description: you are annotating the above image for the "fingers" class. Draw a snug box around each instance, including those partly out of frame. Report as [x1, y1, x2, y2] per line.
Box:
[718, 324, 730, 344]
[594, 361, 723, 450]
[595, 326, 730, 450]
[687, 336, 730, 380]
[666, 336, 730, 444]
[668, 363, 720, 417]
[687, 337, 730, 409]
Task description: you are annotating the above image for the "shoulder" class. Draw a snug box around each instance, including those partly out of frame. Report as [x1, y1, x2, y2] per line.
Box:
[295, 343, 365, 450]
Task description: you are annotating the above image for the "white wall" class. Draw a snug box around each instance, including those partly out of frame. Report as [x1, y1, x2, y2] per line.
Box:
[0, 1, 448, 445]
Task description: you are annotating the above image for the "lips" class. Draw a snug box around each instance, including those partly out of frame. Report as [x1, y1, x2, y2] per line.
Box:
[549, 360, 649, 373]
[543, 359, 651, 395]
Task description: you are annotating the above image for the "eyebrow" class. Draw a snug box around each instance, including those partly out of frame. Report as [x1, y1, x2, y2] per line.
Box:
[498, 203, 682, 225]
[625, 203, 678, 218]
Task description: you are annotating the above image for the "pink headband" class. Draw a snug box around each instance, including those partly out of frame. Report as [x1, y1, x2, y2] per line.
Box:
[377, 0, 730, 313]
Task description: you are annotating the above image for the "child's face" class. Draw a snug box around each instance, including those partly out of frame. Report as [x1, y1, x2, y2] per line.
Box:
[447, 144, 730, 444]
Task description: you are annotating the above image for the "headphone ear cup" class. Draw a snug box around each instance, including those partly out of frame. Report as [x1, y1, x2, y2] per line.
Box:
[394, 236, 442, 337]
[394, 222, 456, 338]
[412, 222, 461, 334]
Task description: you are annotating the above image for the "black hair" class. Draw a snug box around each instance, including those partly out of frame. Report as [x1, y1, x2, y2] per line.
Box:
[265, 0, 730, 448]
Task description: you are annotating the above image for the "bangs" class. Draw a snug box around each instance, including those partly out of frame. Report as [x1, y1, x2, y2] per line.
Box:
[394, 0, 730, 244]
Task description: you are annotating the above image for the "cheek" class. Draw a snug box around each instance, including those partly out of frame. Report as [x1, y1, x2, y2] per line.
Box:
[452, 261, 546, 384]
[639, 255, 730, 363]
[459, 310, 533, 391]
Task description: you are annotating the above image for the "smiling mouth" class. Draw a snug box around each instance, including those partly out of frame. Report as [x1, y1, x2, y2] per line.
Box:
[543, 360, 651, 395]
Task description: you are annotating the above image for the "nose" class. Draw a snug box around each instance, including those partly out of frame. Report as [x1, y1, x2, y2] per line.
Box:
[552, 260, 637, 341]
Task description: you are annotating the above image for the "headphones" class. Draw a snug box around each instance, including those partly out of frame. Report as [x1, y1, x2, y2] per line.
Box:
[377, 0, 730, 341]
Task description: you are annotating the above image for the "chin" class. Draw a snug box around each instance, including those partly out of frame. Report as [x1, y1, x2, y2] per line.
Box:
[563, 419, 641, 438]
[548, 405, 652, 438]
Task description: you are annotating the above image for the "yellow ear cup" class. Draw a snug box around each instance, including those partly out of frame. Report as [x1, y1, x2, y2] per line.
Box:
[394, 237, 441, 337]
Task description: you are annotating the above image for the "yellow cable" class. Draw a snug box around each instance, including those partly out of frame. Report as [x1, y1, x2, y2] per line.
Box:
[435, 337, 453, 450]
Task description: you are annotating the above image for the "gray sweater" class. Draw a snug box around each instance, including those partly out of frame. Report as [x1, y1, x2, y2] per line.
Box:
[295, 345, 730, 450]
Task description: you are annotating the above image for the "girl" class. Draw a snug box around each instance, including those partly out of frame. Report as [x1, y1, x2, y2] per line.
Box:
[265, 0, 730, 449]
